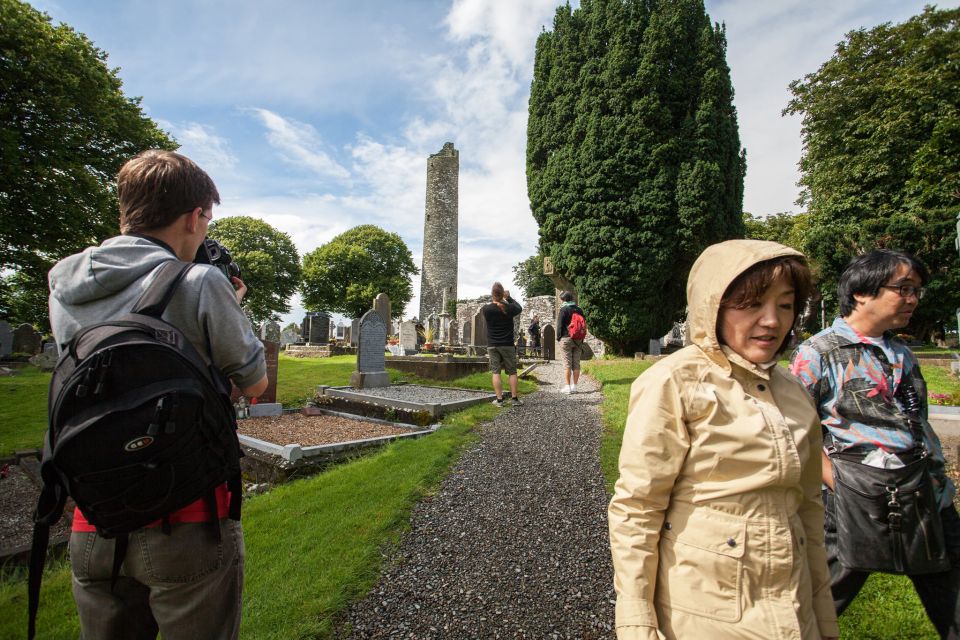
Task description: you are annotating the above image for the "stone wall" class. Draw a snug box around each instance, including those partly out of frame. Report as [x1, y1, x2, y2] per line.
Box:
[419, 142, 459, 321]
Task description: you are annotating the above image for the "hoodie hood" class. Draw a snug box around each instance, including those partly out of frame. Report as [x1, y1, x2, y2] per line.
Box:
[49, 235, 177, 307]
[686, 239, 804, 367]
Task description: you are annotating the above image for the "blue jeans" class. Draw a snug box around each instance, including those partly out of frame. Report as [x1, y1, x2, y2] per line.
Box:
[70, 520, 244, 640]
[823, 489, 960, 638]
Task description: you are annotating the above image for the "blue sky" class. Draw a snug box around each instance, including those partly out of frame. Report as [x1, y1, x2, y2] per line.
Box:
[31, 0, 953, 327]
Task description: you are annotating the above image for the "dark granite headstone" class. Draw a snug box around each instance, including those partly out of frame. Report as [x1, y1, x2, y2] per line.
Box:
[12, 323, 41, 355]
[0, 320, 12, 357]
[542, 324, 556, 360]
[350, 310, 389, 388]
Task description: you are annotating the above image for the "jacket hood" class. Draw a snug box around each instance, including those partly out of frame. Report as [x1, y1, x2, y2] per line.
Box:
[48, 235, 178, 306]
[686, 239, 804, 364]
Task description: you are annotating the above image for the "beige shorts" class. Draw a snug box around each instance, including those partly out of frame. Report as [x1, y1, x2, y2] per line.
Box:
[559, 337, 581, 371]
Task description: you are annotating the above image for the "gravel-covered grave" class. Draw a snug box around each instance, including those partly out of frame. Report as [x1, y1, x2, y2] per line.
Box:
[347, 361, 616, 639]
[238, 413, 412, 446]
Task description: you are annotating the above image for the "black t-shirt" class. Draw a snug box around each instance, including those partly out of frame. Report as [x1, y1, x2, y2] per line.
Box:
[557, 304, 584, 340]
[482, 298, 522, 347]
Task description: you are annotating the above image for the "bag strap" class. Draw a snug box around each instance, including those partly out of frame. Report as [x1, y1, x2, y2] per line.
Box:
[27, 522, 49, 639]
[132, 261, 195, 318]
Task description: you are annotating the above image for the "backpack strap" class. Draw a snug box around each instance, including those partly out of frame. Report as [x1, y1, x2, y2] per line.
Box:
[27, 522, 50, 639]
[132, 261, 195, 318]
[110, 534, 129, 592]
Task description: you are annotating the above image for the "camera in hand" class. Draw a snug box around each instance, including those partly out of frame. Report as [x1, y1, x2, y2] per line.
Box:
[194, 237, 241, 281]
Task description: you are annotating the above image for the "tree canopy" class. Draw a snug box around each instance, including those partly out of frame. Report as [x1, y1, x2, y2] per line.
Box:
[0, 0, 175, 329]
[300, 225, 417, 320]
[743, 212, 810, 252]
[527, 0, 745, 354]
[512, 253, 555, 299]
[785, 6, 960, 338]
[207, 216, 302, 327]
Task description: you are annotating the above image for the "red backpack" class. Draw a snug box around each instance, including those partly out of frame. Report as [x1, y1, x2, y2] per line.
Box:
[568, 311, 587, 341]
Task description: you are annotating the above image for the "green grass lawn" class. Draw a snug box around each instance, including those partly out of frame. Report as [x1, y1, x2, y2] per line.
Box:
[0, 366, 50, 456]
[0, 350, 523, 638]
[584, 356, 939, 638]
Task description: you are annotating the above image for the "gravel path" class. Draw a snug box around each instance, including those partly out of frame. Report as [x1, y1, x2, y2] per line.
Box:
[346, 361, 616, 639]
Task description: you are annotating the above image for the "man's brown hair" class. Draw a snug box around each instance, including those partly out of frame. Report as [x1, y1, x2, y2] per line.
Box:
[118, 150, 221, 233]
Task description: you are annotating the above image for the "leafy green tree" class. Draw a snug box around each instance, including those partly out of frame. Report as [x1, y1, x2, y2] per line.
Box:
[528, 0, 745, 354]
[301, 225, 418, 320]
[207, 216, 301, 326]
[0, 0, 174, 330]
[743, 212, 810, 252]
[512, 253, 555, 298]
[785, 6, 960, 339]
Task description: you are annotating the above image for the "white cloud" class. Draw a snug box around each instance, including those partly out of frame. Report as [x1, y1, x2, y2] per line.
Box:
[250, 108, 351, 181]
[158, 121, 238, 170]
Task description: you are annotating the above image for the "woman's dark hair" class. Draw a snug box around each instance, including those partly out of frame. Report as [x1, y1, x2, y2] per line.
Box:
[718, 256, 813, 355]
[559, 291, 574, 302]
[837, 249, 929, 316]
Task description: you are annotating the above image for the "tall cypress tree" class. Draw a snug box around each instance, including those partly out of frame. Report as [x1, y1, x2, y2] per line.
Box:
[527, 0, 745, 354]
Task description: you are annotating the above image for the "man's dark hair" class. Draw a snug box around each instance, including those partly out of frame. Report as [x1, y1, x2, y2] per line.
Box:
[118, 150, 221, 233]
[838, 249, 929, 317]
[559, 291, 574, 302]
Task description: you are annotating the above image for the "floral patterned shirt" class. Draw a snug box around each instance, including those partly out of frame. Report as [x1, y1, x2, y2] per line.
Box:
[791, 317, 955, 507]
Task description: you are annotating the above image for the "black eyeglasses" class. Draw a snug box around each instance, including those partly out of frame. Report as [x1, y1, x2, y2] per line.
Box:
[880, 284, 925, 299]
[198, 210, 212, 222]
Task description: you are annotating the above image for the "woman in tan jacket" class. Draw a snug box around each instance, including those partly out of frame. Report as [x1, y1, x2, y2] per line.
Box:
[608, 240, 839, 640]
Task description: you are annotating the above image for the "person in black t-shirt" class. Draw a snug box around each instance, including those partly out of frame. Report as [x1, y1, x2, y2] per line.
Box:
[481, 282, 522, 406]
[527, 314, 541, 356]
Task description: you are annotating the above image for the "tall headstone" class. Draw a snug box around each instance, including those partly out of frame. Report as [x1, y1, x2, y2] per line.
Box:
[419, 143, 459, 321]
[542, 324, 556, 360]
[470, 309, 487, 347]
[461, 322, 471, 346]
[261, 320, 281, 343]
[350, 310, 390, 389]
[260, 340, 280, 403]
[350, 318, 360, 347]
[0, 320, 12, 358]
[306, 311, 331, 344]
[12, 323, 41, 355]
[374, 293, 392, 339]
[399, 320, 418, 353]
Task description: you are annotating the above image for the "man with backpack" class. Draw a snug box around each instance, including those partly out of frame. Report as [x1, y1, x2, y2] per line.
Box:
[44, 150, 267, 639]
[557, 291, 586, 394]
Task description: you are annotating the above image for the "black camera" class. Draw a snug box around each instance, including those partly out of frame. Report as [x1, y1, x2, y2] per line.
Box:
[194, 237, 241, 281]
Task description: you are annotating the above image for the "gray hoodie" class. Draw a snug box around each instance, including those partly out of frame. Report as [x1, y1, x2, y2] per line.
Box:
[48, 235, 265, 389]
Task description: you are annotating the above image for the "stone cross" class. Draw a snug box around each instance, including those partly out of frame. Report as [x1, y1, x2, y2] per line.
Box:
[374, 293, 392, 339]
[350, 309, 390, 388]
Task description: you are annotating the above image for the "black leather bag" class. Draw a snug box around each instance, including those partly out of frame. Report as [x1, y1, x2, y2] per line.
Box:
[831, 453, 949, 574]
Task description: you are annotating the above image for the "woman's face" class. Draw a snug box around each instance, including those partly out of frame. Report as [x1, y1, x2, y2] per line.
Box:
[717, 274, 796, 365]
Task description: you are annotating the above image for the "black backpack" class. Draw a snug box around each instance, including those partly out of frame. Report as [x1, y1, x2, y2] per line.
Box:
[28, 261, 243, 639]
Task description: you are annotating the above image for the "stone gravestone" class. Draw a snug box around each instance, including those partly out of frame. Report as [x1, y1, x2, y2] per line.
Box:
[0, 320, 12, 358]
[461, 322, 471, 346]
[350, 318, 360, 347]
[350, 310, 390, 389]
[470, 309, 487, 347]
[261, 320, 281, 343]
[374, 293, 392, 339]
[399, 320, 418, 353]
[280, 327, 300, 346]
[648, 339, 662, 357]
[305, 312, 330, 344]
[259, 340, 280, 403]
[13, 323, 42, 355]
[542, 324, 556, 360]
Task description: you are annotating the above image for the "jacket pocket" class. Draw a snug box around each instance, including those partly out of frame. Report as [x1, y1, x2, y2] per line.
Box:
[656, 511, 746, 622]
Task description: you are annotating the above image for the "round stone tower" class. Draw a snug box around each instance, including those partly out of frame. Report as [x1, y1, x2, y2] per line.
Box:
[419, 142, 459, 321]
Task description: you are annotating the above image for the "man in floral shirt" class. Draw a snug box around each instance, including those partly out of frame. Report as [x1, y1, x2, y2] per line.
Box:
[791, 249, 960, 638]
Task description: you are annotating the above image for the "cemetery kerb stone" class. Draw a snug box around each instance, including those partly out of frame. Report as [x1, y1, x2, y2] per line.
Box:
[374, 293, 391, 339]
[12, 323, 42, 355]
[542, 324, 556, 360]
[0, 320, 12, 357]
[399, 320, 418, 353]
[350, 310, 390, 389]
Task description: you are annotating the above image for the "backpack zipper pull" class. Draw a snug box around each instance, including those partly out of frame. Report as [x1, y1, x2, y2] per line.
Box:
[165, 394, 179, 434]
[147, 396, 166, 436]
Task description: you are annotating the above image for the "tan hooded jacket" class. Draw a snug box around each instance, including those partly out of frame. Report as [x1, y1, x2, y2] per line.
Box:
[608, 240, 839, 640]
